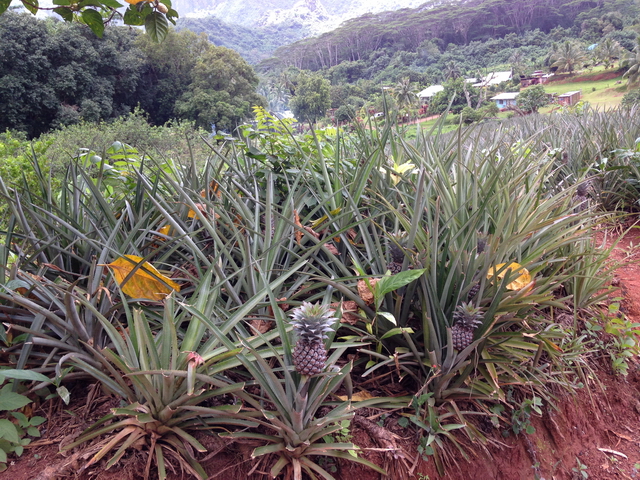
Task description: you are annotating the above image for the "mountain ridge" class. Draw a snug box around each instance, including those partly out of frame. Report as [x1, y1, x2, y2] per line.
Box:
[175, 0, 435, 63]
[174, 0, 430, 32]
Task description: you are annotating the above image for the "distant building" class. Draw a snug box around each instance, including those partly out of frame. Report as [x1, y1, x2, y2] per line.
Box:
[520, 71, 554, 87]
[490, 92, 519, 109]
[473, 71, 513, 87]
[557, 91, 581, 106]
[417, 85, 445, 105]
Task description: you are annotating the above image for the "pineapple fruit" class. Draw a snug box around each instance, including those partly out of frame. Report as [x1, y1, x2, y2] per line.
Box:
[467, 282, 481, 301]
[290, 302, 337, 375]
[451, 302, 483, 350]
[387, 242, 405, 275]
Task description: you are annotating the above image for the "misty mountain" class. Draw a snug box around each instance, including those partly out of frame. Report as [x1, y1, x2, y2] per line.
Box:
[174, 0, 431, 62]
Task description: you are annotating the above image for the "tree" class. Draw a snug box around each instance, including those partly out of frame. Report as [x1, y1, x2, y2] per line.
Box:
[391, 77, 418, 112]
[509, 50, 529, 77]
[289, 72, 331, 124]
[594, 37, 622, 69]
[516, 85, 548, 113]
[0, 0, 177, 41]
[550, 41, 588, 74]
[444, 60, 462, 80]
[174, 46, 266, 132]
[428, 78, 480, 115]
[136, 29, 211, 124]
[622, 37, 640, 86]
[0, 12, 147, 137]
[460, 106, 481, 124]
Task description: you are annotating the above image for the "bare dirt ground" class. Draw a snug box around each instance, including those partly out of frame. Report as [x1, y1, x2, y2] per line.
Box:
[4, 226, 640, 480]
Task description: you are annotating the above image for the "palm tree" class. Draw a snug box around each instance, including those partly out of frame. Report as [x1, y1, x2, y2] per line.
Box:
[392, 77, 418, 121]
[595, 38, 622, 69]
[550, 41, 588, 74]
[444, 61, 461, 80]
[509, 50, 528, 77]
[622, 37, 640, 85]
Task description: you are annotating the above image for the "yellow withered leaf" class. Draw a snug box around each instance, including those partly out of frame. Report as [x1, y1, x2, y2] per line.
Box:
[105, 255, 180, 301]
[157, 225, 171, 236]
[487, 262, 532, 291]
[187, 203, 219, 220]
[124, 0, 147, 4]
[337, 390, 374, 402]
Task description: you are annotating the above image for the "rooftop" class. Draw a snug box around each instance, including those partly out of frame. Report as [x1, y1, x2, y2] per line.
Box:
[558, 91, 581, 97]
[417, 85, 445, 98]
[473, 71, 513, 87]
[490, 92, 519, 100]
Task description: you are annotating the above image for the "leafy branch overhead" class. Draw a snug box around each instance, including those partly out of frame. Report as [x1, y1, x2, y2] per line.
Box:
[0, 0, 177, 41]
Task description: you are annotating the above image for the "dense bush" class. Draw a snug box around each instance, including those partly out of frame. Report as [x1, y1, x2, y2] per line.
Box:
[622, 88, 640, 106]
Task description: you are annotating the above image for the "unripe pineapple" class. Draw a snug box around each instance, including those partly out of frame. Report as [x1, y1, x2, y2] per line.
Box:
[451, 302, 483, 350]
[467, 282, 481, 301]
[290, 302, 337, 376]
[386, 243, 405, 275]
[573, 182, 590, 213]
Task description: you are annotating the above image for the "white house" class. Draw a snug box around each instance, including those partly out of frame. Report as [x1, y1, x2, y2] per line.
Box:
[490, 92, 519, 109]
[417, 85, 445, 105]
[473, 71, 513, 88]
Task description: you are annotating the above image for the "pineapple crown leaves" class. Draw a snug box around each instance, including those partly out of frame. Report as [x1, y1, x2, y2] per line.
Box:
[453, 302, 484, 328]
[289, 302, 337, 341]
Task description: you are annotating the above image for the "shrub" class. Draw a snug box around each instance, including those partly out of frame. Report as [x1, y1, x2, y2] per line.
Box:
[517, 85, 549, 113]
[39, 108, 209, 175]
[621, 89, 640, 107]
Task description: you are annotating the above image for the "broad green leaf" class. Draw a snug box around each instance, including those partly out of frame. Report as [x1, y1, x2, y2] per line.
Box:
[21, 0, 39, 14]
[10, 412, 27, 427]
[101, 0, 123, 6]
[27, 427, 41, 437]
[0, 0, 11, 15]
[29, 417, 46, 427]
[53, 0, 72, 4]
[377, 311, 397, 326]
[0, 420, 20, 444]
[375, 268, 427, 300]
[0, 392, 31, 411]
[0, 369, 49, 383]
[123, 5, 145, 25]
[81, 9, 105, 37]
[0, 447, 6, 464]
[78, 0, 104, 7]
[380, 327, 414, 340]
[53, 7, 74, 21]
[145, 11, 169, 42]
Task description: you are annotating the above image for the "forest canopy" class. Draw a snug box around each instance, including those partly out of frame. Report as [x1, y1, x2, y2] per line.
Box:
[0, 13, 265, 137]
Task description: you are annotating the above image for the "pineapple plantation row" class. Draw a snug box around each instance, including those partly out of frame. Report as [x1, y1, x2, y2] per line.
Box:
[1, 106, 640, 479]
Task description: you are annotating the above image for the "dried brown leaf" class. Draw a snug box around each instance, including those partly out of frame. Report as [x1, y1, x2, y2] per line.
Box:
[358, 278, 379, 306]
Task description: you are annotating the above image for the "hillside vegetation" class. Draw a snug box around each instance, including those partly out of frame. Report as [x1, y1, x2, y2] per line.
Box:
[261, 0, 640, 73]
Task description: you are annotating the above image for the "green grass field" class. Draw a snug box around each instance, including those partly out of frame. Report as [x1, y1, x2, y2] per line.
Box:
[538, 69, 630, 110]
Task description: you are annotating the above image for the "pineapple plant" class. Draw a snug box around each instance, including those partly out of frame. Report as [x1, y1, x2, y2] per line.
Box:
[290, 302, 337, 375]
[451, 302, 483, 350]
